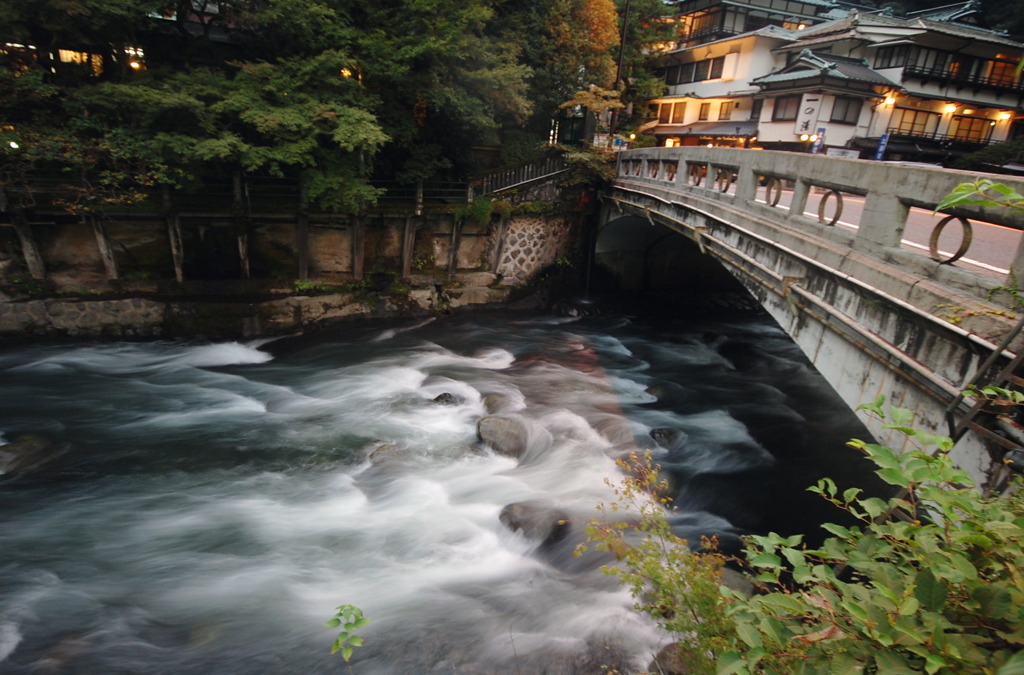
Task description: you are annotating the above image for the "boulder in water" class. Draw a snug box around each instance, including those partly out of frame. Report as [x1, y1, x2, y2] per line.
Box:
[648, 643, 694, 675]
[650, 427, 688, 450]
[476, 416, 528, 458]
[0, 433, 62, 475]
[499, 500, 570, 546]
[481, 393, 510, 414]
[432, 392, 460, 406]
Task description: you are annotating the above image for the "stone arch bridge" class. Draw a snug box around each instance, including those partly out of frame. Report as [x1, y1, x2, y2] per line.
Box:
[600, 146, 1024, 490]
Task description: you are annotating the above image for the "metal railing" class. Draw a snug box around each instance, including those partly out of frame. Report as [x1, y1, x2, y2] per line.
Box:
[473, 154, 570, 196]
[902, 64, 1024, 92]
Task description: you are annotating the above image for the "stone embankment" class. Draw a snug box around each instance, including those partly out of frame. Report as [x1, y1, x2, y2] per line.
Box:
[0, 271, 532, 339]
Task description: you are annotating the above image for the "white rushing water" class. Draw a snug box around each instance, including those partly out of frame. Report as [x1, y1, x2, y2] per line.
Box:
[0, 312, 877, 673]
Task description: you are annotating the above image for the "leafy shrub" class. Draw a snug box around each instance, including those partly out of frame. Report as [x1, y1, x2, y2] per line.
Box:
[584, 401, 1024, 675]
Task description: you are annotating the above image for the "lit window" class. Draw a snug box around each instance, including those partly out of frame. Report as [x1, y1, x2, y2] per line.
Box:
[58, 49, 103, 76]
[698, 102, 711, 121]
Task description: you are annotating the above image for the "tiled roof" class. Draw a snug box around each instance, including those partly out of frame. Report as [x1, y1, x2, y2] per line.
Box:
[752, 50, 898, 87]
[789, 8, 1022, 49]
[654, 120, 759, 137]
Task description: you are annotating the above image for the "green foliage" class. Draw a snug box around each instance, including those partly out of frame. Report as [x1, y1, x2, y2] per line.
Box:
[966, 384, 1024, 406]
[576, 451, 735, 674]
[455, 197, 496, 224]
[936, 179, 1024, 214]
[325, 604, 369, 663]
[560, 145, 617, 186]
[588, 401, 1024, 674]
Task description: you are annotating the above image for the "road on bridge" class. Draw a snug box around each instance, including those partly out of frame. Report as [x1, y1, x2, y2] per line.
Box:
[732, 184, 1022, 280]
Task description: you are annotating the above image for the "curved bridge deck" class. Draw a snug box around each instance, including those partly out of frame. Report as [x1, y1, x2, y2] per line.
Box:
[603, 147, 1024, 489]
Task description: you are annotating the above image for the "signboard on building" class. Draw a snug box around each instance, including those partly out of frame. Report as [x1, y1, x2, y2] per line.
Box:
[873, 133, 890, 161]
[809, 127, 826, 154]
[825, 147, 861, 159]
[794, 94, 823, 136]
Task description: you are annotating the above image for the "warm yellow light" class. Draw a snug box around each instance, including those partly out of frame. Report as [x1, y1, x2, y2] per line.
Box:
[707, 143, 714, 148]
[999, 112, 1013, 120]
[810, 134, 819, 142]
[629, 133, 636, 140]
[991, 121, 996, 126]
[750, 136, 757, 142]
[800, 134, 809, 141]
[340, 67, 353, 78]
[797, 23, 806, 30]
[962, 109, 974, 115]
[884, 96, 896, 105]
[944, 104, 957, 114]
[8, 141, 18, 149]
[665, 139, 675, 148]
[129, 60, 142, 70]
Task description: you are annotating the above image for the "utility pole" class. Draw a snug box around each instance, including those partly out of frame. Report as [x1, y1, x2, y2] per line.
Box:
[608, 0, 633, 142]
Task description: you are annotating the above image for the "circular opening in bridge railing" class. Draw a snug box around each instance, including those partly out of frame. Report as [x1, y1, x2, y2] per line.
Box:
[817, 189, 843, 227]
[689, 164, 705, 186]
[929, 215, 973, 265]
[715, 169, 732, 193]
[764, 177, 783, 207]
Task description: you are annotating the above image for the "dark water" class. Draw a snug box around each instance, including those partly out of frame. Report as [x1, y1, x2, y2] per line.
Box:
[0, 310, 878, 673]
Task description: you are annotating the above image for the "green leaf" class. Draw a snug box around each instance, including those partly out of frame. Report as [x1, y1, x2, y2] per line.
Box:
[914, 568, 948, 611]
[924, 654, 949, 675]
[325, 618, 341, 628]
[998, 651, 1024, 675]
[735, 620, 764, 648]
[341, 646, 353, 662]
[874, 649, 918, 673]
[830, 652, 863, 675]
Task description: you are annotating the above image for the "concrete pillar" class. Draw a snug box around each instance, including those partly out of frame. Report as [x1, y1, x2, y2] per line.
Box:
[856, 192, 908, 251]
[91, 215, 119, 280]
[297, 175, 309, 281]
[491, 214, 510, 275]
[352, 220, 365, 280]
[789, 179, 811, 222]
[162, 186, 184, 283]
[448, 217, 463, 276]
[401, 216, 416, 280]
[11, 210, 46, 279]
[232, 172, 250, 279]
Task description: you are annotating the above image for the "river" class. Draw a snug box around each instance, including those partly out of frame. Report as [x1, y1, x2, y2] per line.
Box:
[0, 308, 880, 673]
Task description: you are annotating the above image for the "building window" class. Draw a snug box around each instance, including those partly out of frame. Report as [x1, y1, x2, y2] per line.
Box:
[749, 98, 764, 121]
[672, 56, 726, 85]
[771, 95, 801, 121]
[950, 115, 993, 143]
[874, 45, 909, 69]
[58, 49, 103, 77]
[718, 101, 735, 120]
[891, 108, 940, 137]
[988, 60, 1019, 86]
[699, 102, 711, 121]
[830, 97, 860, 125]
[671, 102, 686, 124]
[658, 103, 672, 124]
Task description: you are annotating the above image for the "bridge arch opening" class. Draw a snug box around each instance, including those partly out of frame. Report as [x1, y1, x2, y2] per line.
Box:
[594, 216, 749, 301]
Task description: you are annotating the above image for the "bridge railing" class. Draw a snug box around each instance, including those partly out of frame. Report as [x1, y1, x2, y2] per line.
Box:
[613, 147, 1024, 289]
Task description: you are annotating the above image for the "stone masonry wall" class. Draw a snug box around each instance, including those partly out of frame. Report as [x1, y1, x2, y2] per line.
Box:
[494, 215, 574, 286]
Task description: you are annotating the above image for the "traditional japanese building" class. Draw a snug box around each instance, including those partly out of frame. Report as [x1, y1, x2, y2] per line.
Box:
[647, 0, 1024, 164]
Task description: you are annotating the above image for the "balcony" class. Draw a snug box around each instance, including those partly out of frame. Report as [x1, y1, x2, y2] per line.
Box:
[885, 126, 992, 149]
[902, 64, 1024, 95]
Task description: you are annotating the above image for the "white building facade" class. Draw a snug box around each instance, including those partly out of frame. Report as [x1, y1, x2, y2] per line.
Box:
[647, 0, 1024, 164]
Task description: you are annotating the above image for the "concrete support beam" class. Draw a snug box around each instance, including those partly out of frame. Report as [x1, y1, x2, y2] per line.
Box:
[162, 186, 184, 283]
[11, 210, 46, 280]
[91, 215, 119, 280]
[352, 221, 365, 280]
[401, 216, 416, 281]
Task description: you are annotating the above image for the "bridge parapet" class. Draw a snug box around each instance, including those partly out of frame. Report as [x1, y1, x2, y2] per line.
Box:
[605, 147, 1024, 489]
[616, 147, 1024, 298]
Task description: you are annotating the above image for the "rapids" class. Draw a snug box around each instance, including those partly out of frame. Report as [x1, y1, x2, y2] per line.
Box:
[0, 311, 879, 673]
